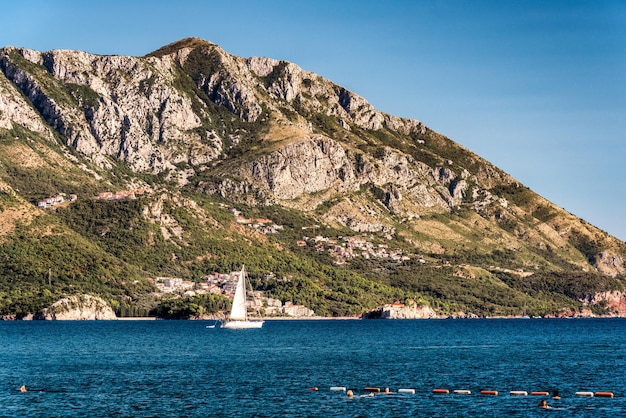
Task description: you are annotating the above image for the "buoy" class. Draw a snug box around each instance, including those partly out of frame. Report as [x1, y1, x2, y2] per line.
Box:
[364, 387, 381, 393]
[595, 392, 614, 398]
[530, 391, 549, 396]
[575, 391, 594, 397]
[453, 389, 472, 395]
[330, 386, 346, 392]
[398, 388, 415, 394]
[432, 388, 450, 394]
[510, 391, 528, 396]
[307, 387, 318, 391]
[480, 390, 498, 396]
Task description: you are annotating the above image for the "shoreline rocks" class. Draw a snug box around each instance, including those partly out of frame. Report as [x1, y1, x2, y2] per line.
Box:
[362, 301, 438, 319]
[35, 294, 117, 320]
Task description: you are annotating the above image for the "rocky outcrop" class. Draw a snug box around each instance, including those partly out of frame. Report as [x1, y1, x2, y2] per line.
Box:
[247, 135, 358, 199]
[230, 134, 459, 214]
[594, 251, 625, 277]
[363, 301, 437, 319]
[36, 294, 117, 320]
[0, 69, 53, 135]
[583, 291, 626, 316]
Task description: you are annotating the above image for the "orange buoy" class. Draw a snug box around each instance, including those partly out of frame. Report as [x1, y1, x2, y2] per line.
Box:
[480, 390, 498, 396]
[432, 388, 450, 394]
[595, 392, 614, 398]
[307, 387, 318, 391]
[364, 387, 380, 393]
[530, 391, 549, 396]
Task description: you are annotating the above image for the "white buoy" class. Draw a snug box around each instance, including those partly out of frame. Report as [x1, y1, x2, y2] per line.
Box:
[453, 389, 472, 395]
[398, 388, 415, 394]
[330, 386, 346, 392]
[510, 391, 528, 396]
[575, 391, 594, 397]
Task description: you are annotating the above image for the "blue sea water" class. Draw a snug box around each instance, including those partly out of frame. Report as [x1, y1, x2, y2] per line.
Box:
[1, 318, 625, 417]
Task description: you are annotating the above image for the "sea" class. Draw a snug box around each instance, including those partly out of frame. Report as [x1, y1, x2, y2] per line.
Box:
[1, 318, 625, 417]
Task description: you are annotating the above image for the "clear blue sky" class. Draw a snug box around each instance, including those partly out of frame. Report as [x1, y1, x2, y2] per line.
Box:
[2, 0, 625, 241]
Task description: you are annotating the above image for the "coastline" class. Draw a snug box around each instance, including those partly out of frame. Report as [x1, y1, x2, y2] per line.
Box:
[117, 317, 158, 320]
[3, 315, 624, 321]
[262, 316, 361, 321]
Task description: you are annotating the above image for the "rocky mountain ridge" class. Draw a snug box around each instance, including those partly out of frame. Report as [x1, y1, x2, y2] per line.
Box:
[0, 38, 625, 318]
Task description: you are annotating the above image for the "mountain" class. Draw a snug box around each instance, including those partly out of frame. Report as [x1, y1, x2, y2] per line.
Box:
[0, 37, 624, 319]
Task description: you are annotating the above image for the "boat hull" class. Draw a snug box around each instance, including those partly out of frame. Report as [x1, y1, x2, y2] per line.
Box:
[222, 320, 264, 329]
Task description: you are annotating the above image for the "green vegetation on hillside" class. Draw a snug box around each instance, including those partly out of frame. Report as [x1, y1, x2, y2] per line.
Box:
[0, 217, 151, 317]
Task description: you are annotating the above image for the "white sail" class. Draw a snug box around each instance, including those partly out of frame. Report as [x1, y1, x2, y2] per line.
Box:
[229, 265, 248, 321]
[222, 265, 264, 329]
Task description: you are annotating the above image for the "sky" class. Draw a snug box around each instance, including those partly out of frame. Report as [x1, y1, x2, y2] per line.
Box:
[2, 0, 625, 241]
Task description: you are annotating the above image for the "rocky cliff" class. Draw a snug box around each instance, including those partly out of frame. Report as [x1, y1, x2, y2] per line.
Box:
[363, 301, 438, 319]
[36, 295, 117, 320]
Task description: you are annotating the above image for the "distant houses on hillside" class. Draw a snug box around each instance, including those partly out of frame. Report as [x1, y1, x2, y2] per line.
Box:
[36, 186, 153, 209]
[37, 193, 77, 209]
[153, 269, 315, 318]
[301, 235, 411, 265]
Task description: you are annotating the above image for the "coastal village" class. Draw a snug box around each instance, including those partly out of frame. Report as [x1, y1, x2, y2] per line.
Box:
[152, 271, 315, 318]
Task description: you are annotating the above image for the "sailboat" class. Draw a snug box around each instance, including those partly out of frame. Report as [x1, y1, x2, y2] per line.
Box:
[222, 265, 264, 329]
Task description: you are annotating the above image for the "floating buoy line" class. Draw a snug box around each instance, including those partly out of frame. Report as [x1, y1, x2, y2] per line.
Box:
[318, 386, 615, 399]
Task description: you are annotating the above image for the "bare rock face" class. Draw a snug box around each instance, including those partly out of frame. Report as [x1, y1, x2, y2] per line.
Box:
[0, 46, 216, 172]
[247, 135, 358, 199]
[38, 294, 117, 320]
[594, 251, 625, 277]
[0, 39, 428, 183]
[232, 134, 458, 216]
[585, 291, 626, 316]
[0, 70, 52, 135]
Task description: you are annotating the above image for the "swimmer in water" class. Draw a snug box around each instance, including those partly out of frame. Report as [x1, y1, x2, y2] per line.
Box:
[539, 399, 551, 409]
[19, 385, 27, 392]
